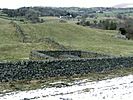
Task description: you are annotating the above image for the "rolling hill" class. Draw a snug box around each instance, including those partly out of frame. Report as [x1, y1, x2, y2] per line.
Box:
[0, 17, 133, 60]
[113, 3, 133, 8]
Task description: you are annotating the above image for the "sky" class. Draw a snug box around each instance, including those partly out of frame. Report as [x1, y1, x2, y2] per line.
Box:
[0, 0, 133, 9]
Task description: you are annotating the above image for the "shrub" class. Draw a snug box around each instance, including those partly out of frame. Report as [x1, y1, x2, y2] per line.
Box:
[118, 18, 133, 39]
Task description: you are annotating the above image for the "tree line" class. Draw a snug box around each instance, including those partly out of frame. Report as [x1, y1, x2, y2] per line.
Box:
[77, 19, 117, 30]
[1, 7, 77, 23]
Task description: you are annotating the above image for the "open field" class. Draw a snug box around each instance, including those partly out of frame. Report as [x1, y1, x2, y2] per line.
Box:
[0, 17, 133, 60]
[0, 8, 133, 97]
[20, 20, 133, 56]
[1, 6, 133, 100]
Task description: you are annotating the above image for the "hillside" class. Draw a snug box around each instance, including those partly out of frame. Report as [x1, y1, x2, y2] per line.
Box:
[113, 3, 133, 8]
[20, 21, 133, 56]
[0, 18, 66, 60]
[0, 17, 133, 60]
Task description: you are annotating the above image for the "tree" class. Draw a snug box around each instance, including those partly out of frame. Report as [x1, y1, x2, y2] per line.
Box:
[78, 17, 86, 26]
[93, 20, 97, 25]
[116, 14, 123, 19]
[25, 9, 40, 23]
[85, 21, 90, 26]
[109, 21, 117, 30]
[119, 18, 133, 39]
[119, 28, 126, 35]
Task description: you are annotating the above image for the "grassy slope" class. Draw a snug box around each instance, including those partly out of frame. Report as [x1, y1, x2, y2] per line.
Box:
[0, 18, 61, 60]
[0, 17, 133, 60]
[21, 21, 133, 56]
[1, 17, 133, 92]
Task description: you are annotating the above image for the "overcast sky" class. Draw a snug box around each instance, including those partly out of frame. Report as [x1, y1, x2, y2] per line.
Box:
[0, 0, 133, 9]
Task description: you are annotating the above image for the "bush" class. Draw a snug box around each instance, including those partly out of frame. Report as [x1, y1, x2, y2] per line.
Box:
[118, 18, 133, 39]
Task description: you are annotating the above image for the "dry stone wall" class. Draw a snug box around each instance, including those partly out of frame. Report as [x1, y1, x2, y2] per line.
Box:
[0, 52, 133, 82]
[30, 50, 110, 60]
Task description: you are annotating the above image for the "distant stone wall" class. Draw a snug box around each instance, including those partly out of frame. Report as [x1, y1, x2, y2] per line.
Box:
[0, 56, 133, 82]
[30, 50, 110, 60]
[30, 50, 55, 60]
[10, 21, 31, 43]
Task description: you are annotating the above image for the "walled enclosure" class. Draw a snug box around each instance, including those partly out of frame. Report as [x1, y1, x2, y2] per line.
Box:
[0, 50, 133, 82]
[30, 50, 110, 60]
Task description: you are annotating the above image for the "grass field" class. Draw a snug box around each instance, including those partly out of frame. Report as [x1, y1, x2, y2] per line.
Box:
[0, 17, 133, 60]
[1, 16, 133, 93]
[21, 20, 133, 56]
[0, 18, 64, 60]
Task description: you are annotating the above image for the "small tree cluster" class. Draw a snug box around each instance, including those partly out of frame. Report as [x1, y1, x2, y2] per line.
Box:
[25, 9, 41, 23]
[98, 19, 117, 30]
[77, 19, 117, 30]
[116, 13, 127, 20]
